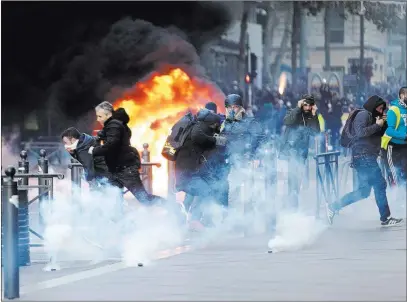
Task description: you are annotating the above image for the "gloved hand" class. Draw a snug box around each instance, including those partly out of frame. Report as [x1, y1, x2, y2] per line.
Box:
[214, 134, 227, 146]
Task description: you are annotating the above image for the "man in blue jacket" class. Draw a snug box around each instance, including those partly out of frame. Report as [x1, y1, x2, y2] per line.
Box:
[382, 87, 407, 186]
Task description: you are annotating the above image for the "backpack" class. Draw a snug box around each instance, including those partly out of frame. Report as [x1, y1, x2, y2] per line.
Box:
[161, 112, 196, 161]
[340, 109, 363, 148]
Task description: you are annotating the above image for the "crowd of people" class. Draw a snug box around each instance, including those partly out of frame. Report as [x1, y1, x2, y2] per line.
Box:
[60, 82, 406, 232]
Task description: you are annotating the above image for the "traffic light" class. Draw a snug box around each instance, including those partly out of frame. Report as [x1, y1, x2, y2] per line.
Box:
[245, 73, 252, 84]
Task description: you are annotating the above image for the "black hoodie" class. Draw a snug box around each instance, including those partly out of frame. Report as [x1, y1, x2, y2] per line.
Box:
[351, 95, 387, 156]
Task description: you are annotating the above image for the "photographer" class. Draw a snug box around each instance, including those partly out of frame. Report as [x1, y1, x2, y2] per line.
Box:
[282, 94, 320, 210]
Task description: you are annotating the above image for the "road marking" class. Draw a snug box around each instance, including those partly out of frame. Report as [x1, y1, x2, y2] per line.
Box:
[20, 245, 192, 296]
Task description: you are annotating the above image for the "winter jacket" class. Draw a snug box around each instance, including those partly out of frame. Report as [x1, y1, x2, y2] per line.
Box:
[71, 133, 109, 181]
[175, 109, 221, 191]
[350, 95, 387, 156]
[92, 114, 141, 173]
[282, 107, 320, 159]
[221, 113, 263, 162]
[385, 99, 407, 145]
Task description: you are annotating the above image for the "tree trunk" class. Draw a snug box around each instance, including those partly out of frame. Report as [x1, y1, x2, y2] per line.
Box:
[291, 1, 300, 89]
[238, 1, 250, 91]
[324, 7, 331, 71]
[262, 2, 278, 85]
[271, 7, 292, 86]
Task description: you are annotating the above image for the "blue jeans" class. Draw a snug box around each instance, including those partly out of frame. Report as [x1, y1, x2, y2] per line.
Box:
[333, 155, 391, 222]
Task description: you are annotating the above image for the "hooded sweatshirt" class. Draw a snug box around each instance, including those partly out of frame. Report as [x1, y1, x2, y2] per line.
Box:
[385, 99, 407, 145]
[351, 95, 387, 156]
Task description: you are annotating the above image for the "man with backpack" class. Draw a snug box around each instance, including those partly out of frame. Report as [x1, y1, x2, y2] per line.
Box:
[381, 87, 407, 187]
[328, 95, 403, 227]
[173, 109, 225, 227]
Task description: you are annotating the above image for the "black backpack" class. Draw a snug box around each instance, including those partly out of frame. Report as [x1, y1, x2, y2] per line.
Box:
[340, 109, 363, 148]
[161, 112, 196, 161]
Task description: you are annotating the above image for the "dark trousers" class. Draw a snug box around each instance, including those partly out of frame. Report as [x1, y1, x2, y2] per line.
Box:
[333, 155, 391, 222]
[383, 144, 407, 186]
[109, 165, 186, 223]
[110, 166, 166, 206]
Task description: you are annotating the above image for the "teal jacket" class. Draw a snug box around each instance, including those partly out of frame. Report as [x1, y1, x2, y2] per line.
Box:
[385, 99, 407, 145]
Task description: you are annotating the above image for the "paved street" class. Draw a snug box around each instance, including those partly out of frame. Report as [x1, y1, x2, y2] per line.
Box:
[17, 211, 406, 301]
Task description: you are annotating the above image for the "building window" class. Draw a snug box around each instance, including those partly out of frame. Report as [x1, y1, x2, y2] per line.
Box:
[328, 6, 345, 44]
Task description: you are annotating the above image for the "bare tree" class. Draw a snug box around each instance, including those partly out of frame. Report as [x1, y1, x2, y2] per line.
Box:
[262, 2, 279, 85]
[270, 5, 292, 86]
[323, 6, 331, 71]
[291, 1, 300, 89]
[238, 1, 250, 90]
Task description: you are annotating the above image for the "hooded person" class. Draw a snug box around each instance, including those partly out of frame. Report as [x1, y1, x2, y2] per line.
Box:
[61, 127, 110, 185]
[382, 87, 407, 186]
[326, 95, 402, 227]
[175, 109, 224, 226]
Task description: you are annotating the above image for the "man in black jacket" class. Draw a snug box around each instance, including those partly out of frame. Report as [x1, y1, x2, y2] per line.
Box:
[89, 102, 181, 215]
[61, 127, 110, 186]
[326, 95, 402, 227]
[175, 108, 224, 226]
[282, 94, 320, 210]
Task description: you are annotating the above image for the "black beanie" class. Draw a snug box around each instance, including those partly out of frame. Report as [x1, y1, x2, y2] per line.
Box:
[205, 102, 217, 113]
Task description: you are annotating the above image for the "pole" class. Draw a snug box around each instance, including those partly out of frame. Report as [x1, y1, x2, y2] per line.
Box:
[300, 9, 307, 72]
[2, 167, 20, 299]
[359, 13, 365, 98]
[167, 161, 176, 202]
[17, 150, 31, 266]
[247, 35, 253, 108]
[142, 143, 153, 194]
[37, 149, 49, 232]
[70, 158, 82, 193]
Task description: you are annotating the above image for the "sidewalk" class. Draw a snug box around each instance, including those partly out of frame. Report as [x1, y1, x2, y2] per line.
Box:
[17, 216, 406, 301]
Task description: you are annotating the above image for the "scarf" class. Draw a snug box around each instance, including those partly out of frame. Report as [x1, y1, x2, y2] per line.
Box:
[226, 107, 246, 121]
[399, 99, 407, 109]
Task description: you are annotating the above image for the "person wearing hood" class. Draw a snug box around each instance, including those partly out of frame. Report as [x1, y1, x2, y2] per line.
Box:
[327, 95, 402, 227]
[382, 87, 407, 186]
[61, 127, 109, 186]
[89, 102, 186, 225]
[175, 108, 225, 228]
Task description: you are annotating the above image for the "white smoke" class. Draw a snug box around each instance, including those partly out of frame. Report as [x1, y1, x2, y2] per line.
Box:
[41, 182, 185, 267]
[267, 212, 326, 253]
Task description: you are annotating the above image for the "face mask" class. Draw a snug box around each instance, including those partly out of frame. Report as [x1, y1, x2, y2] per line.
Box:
[64, 140, 78, 151]
[226, 108, 235, 120]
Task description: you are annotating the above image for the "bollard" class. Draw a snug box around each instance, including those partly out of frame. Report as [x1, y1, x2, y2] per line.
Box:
[70, 158, 82, 193]
[2, 167, 20, 299]
[142, 143, 153, 194]
[167, 161, 176, 202]
[37, 149, 49, 232]
[17, 150, 31, 266]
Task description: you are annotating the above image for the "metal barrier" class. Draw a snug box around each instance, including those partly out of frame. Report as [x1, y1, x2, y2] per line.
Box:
[314, 151, 340, 219]
[2, 150, 65, 268]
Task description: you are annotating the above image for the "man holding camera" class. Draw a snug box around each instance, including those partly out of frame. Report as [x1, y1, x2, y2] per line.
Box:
[282, 94, 320, 210]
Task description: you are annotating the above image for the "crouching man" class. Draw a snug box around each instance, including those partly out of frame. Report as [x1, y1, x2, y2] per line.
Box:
[61, 127, 110, 188]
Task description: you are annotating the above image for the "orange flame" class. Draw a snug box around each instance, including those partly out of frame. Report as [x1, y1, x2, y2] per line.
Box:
[113, 67, 225, 197]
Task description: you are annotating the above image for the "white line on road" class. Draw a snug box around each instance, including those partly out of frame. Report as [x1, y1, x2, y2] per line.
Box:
[20, 245, 192, 296]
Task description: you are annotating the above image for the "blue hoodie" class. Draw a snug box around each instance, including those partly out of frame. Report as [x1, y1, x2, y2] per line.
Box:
[385, 99, 407, 145]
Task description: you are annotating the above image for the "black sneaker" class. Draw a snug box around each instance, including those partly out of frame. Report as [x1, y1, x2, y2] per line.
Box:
[325, 203, 336, 225]
[381, 217, 403, 227]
